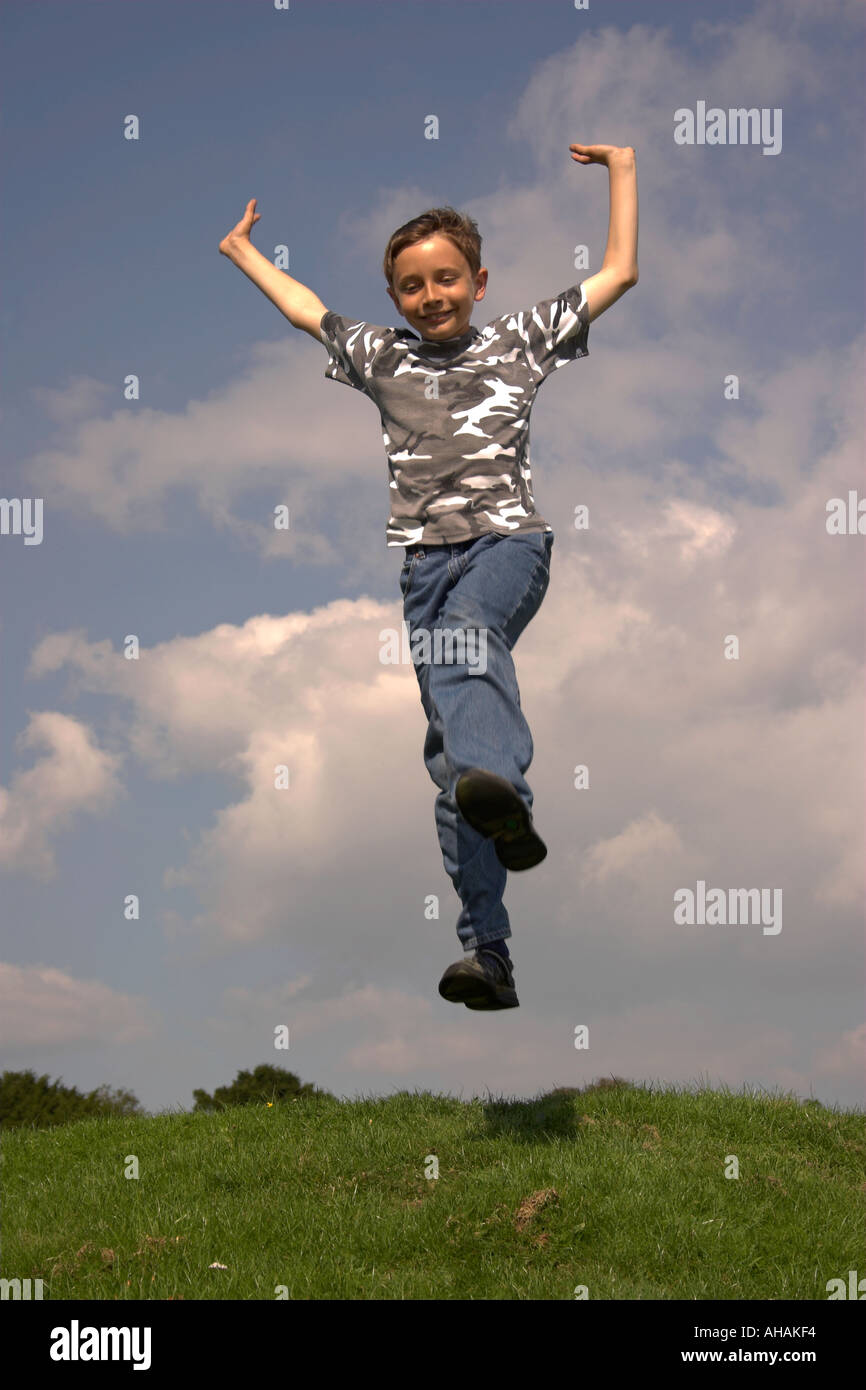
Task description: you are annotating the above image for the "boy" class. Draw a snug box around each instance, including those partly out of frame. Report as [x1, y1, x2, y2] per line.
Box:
[219, 143, 638, 1012]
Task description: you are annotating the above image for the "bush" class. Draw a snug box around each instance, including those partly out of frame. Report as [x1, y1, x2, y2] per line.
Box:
[0, 1069, 142, 1131]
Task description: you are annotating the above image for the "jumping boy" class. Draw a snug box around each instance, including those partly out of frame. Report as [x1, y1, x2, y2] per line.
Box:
[219, 142, 638, 1012]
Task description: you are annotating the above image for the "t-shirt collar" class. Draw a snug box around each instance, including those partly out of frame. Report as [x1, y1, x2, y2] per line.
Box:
[404, 323, 480, 352]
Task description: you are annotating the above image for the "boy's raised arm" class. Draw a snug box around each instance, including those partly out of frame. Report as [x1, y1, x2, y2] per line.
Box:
[569, 145, 638, 324]
[219, 199, 328, 341]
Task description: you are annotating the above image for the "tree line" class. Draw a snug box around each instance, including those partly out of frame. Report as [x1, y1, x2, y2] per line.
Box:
[0, 1065, 332, 1130]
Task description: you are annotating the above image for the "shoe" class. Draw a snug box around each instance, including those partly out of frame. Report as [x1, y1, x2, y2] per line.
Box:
[455, 768, 547, 871]
[438, 949, 520, 1010]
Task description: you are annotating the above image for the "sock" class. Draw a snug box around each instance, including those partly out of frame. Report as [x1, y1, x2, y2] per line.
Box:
[480, 938, 511, 962]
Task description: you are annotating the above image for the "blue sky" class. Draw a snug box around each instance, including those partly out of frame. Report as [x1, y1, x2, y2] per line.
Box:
[1, 0, 863, 1117]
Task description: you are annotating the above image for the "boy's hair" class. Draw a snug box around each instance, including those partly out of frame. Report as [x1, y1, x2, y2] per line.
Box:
[383, 206, 482, 292]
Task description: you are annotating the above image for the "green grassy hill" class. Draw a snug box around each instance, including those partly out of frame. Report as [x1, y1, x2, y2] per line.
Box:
[3, 1078, 864, 1300]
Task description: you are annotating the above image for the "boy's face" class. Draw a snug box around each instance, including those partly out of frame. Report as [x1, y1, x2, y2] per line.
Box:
[387, 234, 488, 341]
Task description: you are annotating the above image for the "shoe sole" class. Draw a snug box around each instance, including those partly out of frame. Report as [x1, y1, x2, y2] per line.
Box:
[455, 768, 547, 871]
[438, 957, 520, 1010]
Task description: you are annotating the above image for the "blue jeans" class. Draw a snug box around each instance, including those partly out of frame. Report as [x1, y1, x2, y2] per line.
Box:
[399, 528, 554, 953]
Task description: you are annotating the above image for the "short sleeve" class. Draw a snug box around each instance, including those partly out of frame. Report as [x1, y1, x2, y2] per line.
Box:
[319, 311, 390, 394]
[515, 282, 590, 381]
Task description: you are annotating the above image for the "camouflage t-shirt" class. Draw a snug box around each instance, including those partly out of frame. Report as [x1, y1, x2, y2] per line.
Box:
[319, 282, 590, 547]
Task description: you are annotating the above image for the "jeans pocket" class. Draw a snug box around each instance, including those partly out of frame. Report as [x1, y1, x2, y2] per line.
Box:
[400, 553, 417, 597]
[531, 552, 551, 605]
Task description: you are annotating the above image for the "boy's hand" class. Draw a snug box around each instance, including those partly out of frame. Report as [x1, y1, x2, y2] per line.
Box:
[219, 198, 262, 255]
[569, 143, 635, 167]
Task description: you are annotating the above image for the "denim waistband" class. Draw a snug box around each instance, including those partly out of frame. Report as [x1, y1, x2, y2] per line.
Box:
[405, 538, 478, 556]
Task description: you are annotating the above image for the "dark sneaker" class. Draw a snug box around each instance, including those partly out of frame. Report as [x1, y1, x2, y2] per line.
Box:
[455, 767, 547, 871]
[438, 949, 519, 1010]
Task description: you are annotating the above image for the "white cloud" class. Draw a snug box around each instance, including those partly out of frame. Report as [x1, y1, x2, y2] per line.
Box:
[581, 811, 687, 888]
[810, 1022, 866, 1080]
[0, 711, 124, 877]
[0, 963, 158, 1048]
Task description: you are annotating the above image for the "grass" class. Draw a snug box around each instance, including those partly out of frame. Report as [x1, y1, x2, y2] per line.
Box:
[3, 1077, 864, 1300]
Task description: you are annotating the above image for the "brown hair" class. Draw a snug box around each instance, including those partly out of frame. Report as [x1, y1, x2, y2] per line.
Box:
[383, 206, 482, 293]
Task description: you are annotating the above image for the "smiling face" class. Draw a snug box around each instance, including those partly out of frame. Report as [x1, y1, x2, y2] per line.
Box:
[387, 234, 488, 341]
